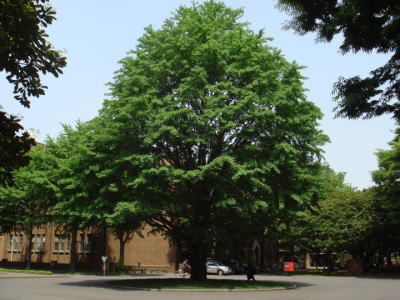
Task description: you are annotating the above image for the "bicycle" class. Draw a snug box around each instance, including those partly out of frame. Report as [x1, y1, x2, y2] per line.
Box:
[175, 268, 190, 278]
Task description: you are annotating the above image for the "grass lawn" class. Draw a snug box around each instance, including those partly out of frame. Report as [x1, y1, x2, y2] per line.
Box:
[54, 270, 102, 276]
[107, 278, 294, 290]
[0, 268, 52, 275]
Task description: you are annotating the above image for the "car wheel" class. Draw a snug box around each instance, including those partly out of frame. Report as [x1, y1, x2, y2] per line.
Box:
[217, 269, 224, 275]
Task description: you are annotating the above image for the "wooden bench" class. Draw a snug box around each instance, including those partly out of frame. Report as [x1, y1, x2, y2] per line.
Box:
[149, 269, 168, 274]
[125, 266, 145, 274]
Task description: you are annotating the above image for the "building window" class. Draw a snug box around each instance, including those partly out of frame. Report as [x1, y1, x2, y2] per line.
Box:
[8, 234, 22, 252]
[53, 234, 70, 253]
[79, 233, 97, 254]
[79, 234, 85, 253]
[31, 234, 46, 253]
[87, 234, 93, 253]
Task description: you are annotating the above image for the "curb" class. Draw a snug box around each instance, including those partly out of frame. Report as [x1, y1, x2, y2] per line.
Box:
[103, 282, 297, 292]
[0, 275, 69, 279]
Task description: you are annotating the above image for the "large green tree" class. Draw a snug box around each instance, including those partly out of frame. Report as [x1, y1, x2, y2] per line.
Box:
[278, 0, 400, 120]
[100, 1, 327, 280]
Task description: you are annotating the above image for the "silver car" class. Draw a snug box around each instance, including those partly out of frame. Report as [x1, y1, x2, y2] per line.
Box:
[206, 259, 233, 275]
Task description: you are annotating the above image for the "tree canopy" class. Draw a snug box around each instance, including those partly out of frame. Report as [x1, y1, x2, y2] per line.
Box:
[100, 0, 328, 280]
[282, 168, 387, 269]
[0, 0, 67, 106]
[292, 188, 380, 258]
[0, 144, 57, 267]
[0, 0, 66, 184]
[372, 127, 400, 231]
[278, 0, 400, 120]
[46, 120, 147, 271]
[0, 144, 57, 231]
[0, 110, 35, 185]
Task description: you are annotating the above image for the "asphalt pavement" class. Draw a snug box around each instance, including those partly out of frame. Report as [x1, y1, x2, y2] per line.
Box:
[0, 273, 399, 300]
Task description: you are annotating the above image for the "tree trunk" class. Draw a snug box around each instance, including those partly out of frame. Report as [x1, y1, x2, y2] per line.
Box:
[25, 229, 33, 269]
[247, 242, 253, 265]
[259, 238, 266, 269]
[362, 251, 372, 271]
[326, 251, 333, 272]
[174, 241, 182, 272]
[190, 242, 207, 281]
[103, 226, 108, 257]
[348, 252, 364, 274]
[118, 232, 126, 266]
[69, 229, 78, 273]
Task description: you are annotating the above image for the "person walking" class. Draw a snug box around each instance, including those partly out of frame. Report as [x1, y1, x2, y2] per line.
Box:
[247, 264, 256, 281]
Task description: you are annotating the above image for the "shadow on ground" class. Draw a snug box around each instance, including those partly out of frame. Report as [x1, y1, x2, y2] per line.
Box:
[355, 275, 400, 280]
[58, 277, 313, 291]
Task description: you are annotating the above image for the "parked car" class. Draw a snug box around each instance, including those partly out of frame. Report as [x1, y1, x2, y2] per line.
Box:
[222, 259, 247, 274]
[206, 259, 233, 275]
[265, 263, 283, 272]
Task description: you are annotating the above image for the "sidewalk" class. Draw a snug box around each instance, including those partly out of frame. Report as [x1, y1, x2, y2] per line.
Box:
[0, 270, 69, 279]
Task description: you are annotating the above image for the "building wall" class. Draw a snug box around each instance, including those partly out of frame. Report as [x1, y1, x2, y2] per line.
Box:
[106, 225, 176, 272]
[0, 223, 176, 272]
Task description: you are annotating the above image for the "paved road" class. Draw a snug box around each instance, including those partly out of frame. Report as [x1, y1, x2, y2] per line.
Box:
[0, 273, 399, 300]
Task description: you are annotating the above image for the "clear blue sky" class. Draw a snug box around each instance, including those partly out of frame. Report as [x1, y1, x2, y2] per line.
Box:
[1, 0, 395, 189]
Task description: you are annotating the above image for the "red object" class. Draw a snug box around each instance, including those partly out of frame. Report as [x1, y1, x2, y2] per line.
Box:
[283, 262, 295, 272]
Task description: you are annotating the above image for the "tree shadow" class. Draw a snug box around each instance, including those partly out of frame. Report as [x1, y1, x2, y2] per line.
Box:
[259, 280, 313, 288]
[355, 274, 400, 280]
[58, 279, 109, 288]
[58, 274, 165, 288]
[58, 276, 313, 290]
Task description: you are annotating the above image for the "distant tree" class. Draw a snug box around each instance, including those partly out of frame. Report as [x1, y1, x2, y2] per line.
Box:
[287, 185, 382, 269]
[0, 145, 57, 268]
[278, 0, 400, 120]
[372, 127, 400, 237]
[0, 0, 66, 183]
[263, 166, 345, 264]
[102, 1, 328, 280]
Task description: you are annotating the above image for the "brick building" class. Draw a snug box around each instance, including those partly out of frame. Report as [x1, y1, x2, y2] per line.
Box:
[0, 224, 177, 273]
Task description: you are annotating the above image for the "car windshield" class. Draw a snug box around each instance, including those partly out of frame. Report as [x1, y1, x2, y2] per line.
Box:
[212, 260, 224, 266]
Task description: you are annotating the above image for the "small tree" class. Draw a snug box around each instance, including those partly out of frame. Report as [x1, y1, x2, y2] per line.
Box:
[107, 202, 144, 270]
[50, 120, 147, 272]
[0, 145, 57, 268]
[49, 124, 98, 273]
